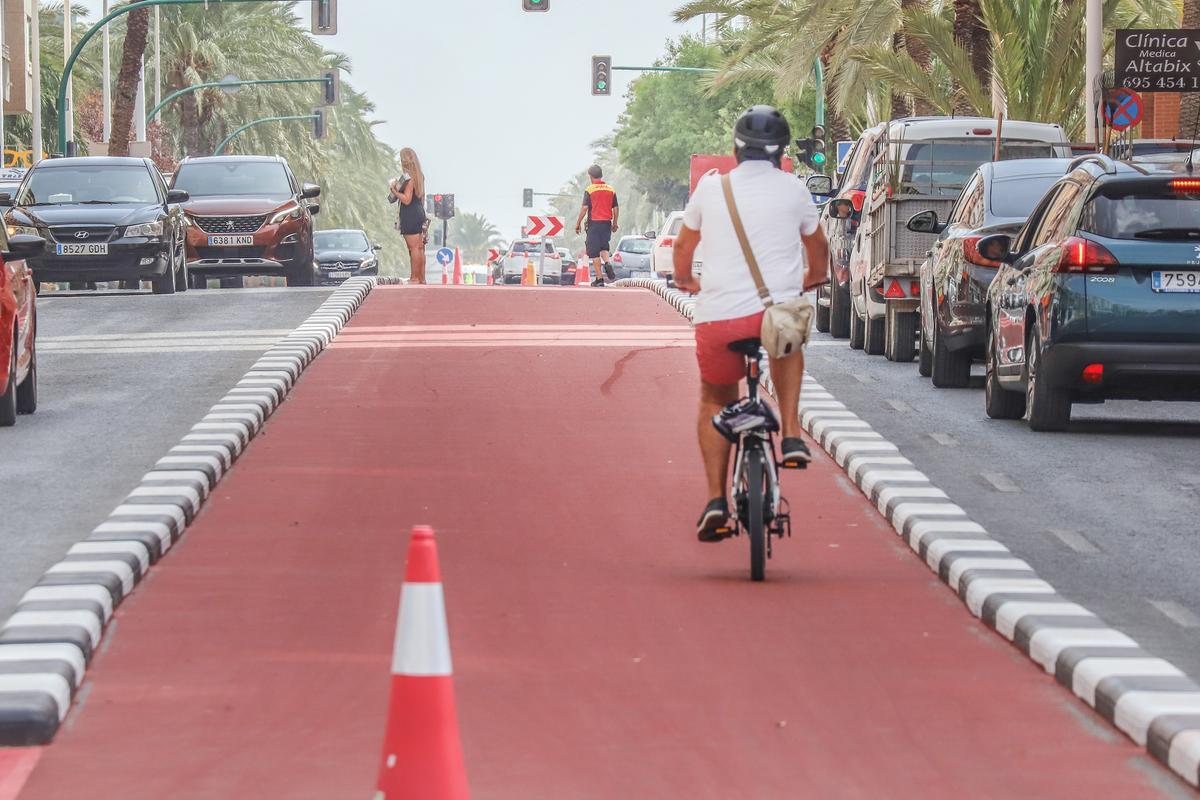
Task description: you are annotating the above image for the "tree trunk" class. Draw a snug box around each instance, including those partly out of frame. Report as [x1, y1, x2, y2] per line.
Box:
[900, 0, 935, 115]
[108, 8, 150, 157]
[953, 0, 990, 114]
[1182, 0, 1200, 137]
[819, 46, 851, 143]
[179, 91, 202, 156]
[891, 33, 909, 119]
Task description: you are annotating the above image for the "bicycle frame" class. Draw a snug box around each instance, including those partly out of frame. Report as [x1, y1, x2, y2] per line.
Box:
[728, 348, 784, 539]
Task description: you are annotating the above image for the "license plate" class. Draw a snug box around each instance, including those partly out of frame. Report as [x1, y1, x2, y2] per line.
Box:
[1152, 270, 1200, 293]
[633, 271, 651, 279]
[55, 243, 108, 256]
[207, 235, 254, 247]
[328, 271, 352, 279]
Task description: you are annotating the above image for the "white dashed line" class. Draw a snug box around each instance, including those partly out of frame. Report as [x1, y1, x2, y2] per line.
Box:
[928, 432, 958, 446]
[1149, 600, 1200, 630]
[1048, 528, 1101, 555]
[980, 472, 1021, 493]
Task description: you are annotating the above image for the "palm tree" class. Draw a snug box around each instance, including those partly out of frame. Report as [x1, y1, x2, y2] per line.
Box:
[108, 6, 150, 157]
[449, 213, 502, 263]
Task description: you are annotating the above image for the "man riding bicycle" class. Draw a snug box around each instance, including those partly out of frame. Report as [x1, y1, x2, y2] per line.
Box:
[672, 105, 830, 542]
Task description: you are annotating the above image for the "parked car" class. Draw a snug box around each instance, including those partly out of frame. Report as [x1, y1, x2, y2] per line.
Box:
[849, 116, 1072, 360]
[0, 229, 43, 426]
[0, 168, 27, 198]
[557, 247, 579, 285]
[2, 156, 189, 294]
[814, 122, 886, 337]
[500, 239, 560, 284]
[981, 154, 1200, 431]
[171, 155, 320, 288]
[611, 235, 653, 279]
[911, 158, 1074, 384]
[1110, 139, 1198, 160]
[314, 229, 380, 286]
[650, 211, 703, 281]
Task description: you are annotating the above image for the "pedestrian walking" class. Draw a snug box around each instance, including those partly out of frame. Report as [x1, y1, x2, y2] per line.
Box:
[390, 147, 429, 284]
[574, 165, 619, 287]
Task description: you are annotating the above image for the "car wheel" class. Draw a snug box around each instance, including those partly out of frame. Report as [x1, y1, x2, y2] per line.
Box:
[16, 325, 36, 415]
[917, 316, 933, 378]
[848, 292, 865, 350]
[984, 324, 1023, 420]
[930, 316, 971, 388]
[219, 276, 244, 289]
[1025, 324, 1071, 432]
[151, 259, 177, 295]
[829, 276, 851, 339]
[814, 285, 831, 334]
[863, 301, 885, 356]
[884, 305, 917, 363]
[190, 273, 208, 290]
[175, 245, 189, 293]
[0, 330, 17, 427]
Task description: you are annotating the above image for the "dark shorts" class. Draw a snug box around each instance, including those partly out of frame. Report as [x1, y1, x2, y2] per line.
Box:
[399, 201, 427, 236]
[586, 221, 613, 259]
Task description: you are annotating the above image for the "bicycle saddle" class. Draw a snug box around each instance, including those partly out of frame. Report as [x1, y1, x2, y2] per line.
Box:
[727, 337, 762, 357]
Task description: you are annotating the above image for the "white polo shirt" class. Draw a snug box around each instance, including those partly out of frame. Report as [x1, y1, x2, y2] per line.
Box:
[682, 160, 820, 324]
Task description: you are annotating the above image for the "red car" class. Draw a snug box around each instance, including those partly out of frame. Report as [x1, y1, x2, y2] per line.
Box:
[0, 232, 43, 425]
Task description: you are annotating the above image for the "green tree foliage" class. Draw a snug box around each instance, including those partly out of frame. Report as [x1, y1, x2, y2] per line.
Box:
[448, 212, 502, 263]
[613, 36, 814, 212]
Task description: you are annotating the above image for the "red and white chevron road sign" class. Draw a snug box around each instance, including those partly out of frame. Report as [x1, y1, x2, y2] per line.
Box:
[486, 248, 501, 264]
[525, 215, 564, 238]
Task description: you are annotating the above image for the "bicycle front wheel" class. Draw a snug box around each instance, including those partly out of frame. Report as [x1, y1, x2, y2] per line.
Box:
[745, 445, 767, 582]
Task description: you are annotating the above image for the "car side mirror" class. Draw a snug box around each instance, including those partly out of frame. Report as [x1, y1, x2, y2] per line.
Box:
[0, 193, 13, 207]
[806, 175, 834, 197]
[976, 233, 1015, 264]
[2, 233, 45, 260]
[645, 230, 657, 240]
[307, 203, 321, 216]
[301, 183, 321, 200]
[826, 198, 853, 220]
[166, 189, 190, 205]
[906, 210, 943, 234]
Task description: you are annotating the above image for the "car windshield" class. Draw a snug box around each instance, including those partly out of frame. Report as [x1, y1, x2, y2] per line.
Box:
[989, 174, 1065, 218]
[173, 161, 292, 197]
[619, 239, 652, 254]
[511, 242, 545, 254]
[315, 231, 369, 251]
[1080, 192, 1200, 240]
[899, 140, 1060, 196]
[18, 165, 158, 205]
[667, 217, 684, 235]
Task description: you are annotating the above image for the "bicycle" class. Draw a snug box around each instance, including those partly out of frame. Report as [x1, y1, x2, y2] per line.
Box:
[711, 337, 795, 581]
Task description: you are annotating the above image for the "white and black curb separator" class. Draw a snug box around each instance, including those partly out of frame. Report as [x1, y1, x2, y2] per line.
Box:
[0, 277, 385, 746]
[619, 277, 1200, 790]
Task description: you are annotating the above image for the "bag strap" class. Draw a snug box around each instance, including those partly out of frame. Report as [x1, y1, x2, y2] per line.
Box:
[721, 173, 774, 308]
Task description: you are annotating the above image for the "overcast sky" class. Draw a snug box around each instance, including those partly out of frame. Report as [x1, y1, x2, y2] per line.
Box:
[73, 0, 703, 235]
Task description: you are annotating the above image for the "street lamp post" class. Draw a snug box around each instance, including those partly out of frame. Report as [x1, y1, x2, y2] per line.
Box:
[1085, 0, 1103, 145]
[214, 113, 319, 156]
[147, 76, 332, 122]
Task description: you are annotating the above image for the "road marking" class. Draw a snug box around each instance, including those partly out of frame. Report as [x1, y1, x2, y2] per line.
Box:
[980, 472, 1021, 493]
[852, 373, 874, 383]
[929, 432, 958, 446]
[886, 399, 912, 412]
[1148, 600, 1200, 629]
[41, 329, 292, 355]
[330, 324, 699, 349]
[1048, 528, 1100, 554]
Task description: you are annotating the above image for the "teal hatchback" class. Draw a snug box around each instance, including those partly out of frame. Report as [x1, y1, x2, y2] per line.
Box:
[979, 154, 1200, 431]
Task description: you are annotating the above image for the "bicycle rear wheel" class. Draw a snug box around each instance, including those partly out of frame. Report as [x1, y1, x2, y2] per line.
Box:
[744, 446, 767, 582]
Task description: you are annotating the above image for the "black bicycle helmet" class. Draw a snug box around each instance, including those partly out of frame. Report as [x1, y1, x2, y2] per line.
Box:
[734, 105, 791, 163]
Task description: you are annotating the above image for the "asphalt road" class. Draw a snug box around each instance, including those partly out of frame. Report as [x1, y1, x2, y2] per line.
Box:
[802, 326, 1200, 677]
[0, 286, 332, 619]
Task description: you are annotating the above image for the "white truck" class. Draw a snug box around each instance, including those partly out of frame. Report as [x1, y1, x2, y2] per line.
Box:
[849, 117, 1072, 361]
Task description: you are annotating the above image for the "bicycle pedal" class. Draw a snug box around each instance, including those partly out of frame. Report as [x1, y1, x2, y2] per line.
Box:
[780, 458, 810, 470]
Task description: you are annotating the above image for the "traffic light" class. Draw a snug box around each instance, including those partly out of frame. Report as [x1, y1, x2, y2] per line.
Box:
[810, 125, 827, 168]
[321, 69, 340, 106]
[433, 194, 456, 220]
[522, 0, 549, 10]
[794, 138, 814, 167]
[311, 0, 337, 35]
[313, 108, 327, 140]
[591, 56, 612, 96]
[523, 188, 534, 208]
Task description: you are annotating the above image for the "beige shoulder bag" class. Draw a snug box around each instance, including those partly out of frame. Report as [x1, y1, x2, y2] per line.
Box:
[720, 173, 813, 359]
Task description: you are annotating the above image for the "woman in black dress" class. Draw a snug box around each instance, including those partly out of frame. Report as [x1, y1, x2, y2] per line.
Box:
[390, 147, 428, 284]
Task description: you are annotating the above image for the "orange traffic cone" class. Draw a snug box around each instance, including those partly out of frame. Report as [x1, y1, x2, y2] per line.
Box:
[375, 526, 469, 800]
[486, 269, 494, 286]
[453, 249, 464, 285]
[442, 268, 449, 285]
[520, 261, 536, 286]
[574, 262, 591, 286]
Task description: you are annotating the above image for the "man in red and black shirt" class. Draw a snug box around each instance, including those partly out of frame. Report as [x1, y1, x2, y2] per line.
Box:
[574, 165, 619, 287]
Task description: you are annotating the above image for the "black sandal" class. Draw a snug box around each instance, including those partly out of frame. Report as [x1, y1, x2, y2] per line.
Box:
[697, 497, 733, 542]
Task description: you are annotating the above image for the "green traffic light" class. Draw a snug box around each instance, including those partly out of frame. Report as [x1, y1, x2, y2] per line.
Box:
[597, 81, 607, 90]
[812, 152, 827, 165]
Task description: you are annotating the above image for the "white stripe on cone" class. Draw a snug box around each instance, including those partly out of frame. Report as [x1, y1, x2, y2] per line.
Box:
[393, 584, 453, 677]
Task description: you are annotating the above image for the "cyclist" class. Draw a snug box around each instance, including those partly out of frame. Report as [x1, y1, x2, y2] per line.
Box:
[672, 105, 830, 542]
[574, 165, 619, 287]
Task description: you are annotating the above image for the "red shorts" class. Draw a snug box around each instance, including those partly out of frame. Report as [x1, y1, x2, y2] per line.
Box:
[694, 311, 765, 385]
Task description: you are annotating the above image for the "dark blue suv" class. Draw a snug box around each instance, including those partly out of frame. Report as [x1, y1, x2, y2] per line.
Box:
[980, 154, 1200, 431]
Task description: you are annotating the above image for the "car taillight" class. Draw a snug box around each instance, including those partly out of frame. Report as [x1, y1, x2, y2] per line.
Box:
[1055, 236, 1119, 274]
[1170, 178, 1200, 194]
[1082, 363, 1104, 385]
[883, 278, 905, 299]
[612, 252, 623, 262]
[660, 237, 674, 247]
[963, 236, 1003, 268]
[848, 190, 866, 213]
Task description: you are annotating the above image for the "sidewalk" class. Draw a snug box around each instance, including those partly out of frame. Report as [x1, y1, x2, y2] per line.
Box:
[14, 286, 1186, 798]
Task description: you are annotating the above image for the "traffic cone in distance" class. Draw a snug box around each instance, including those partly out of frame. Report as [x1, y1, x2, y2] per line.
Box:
[486, 269, 494, 286]
[453, 248, 464, 285]
[575, 262, 591, 286]
[442, 268, 449, 285]
[375, 526, 469, 800]
[521, 261, 535, 286]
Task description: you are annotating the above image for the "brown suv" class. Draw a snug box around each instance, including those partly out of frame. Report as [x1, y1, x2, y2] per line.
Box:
[170, 155, 320, 287]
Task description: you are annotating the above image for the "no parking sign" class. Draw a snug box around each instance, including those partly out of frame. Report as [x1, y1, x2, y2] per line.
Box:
[1104, 88, 1144, 132]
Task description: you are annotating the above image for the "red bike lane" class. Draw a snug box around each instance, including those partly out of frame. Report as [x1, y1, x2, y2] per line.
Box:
[13, 286, 1183, 798]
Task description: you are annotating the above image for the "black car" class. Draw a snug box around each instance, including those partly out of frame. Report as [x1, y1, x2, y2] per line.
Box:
[314, 229, 381, 286]
[2, 157, 189, 294]
[980, 154, 1200, 431]
[910, 158, 1073, 386]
